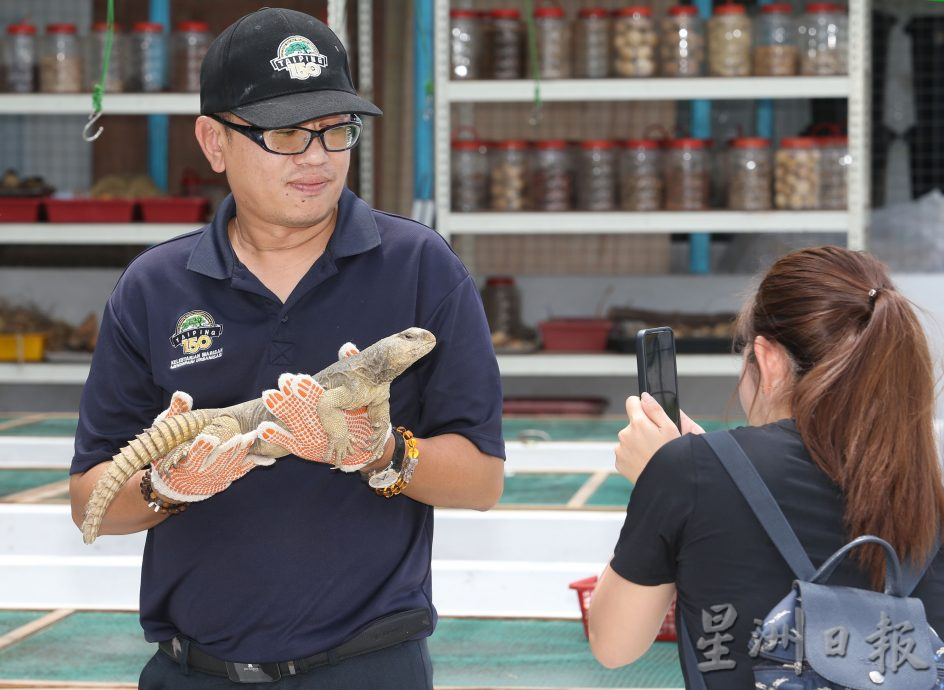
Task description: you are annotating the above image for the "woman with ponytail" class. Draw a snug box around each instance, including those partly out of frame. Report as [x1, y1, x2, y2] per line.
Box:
[588, 246, 944, 689]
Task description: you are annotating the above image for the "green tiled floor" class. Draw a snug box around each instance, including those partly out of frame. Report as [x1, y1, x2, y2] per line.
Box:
[0, 612, 682, 688]
[0, 417, 79, 436]
[501, 472, 592, 505]
[0, 611, 45, 638]
[585, 475, 633, 508]
[0, 469, 67, 498]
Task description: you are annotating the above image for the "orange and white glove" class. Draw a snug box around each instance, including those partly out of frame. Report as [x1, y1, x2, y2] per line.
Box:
[149, 391, 273, 503]
[258, 345, 391, 471]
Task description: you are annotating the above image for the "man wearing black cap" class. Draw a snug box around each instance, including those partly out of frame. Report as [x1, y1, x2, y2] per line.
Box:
[69, 8, 504, 688]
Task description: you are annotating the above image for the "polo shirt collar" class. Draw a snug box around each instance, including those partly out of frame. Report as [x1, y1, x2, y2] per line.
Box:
[186, 188, 381, 280]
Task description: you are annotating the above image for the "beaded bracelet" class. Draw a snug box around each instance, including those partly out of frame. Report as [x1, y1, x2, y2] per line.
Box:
[140, 469, 189, 515]
[374, 427, 420, 498]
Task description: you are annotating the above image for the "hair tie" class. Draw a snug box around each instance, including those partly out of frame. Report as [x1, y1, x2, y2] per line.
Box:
[867, 287, 882, 307]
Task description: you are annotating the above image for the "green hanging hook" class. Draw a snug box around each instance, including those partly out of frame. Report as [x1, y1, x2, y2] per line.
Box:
[84, 0, 116, 142]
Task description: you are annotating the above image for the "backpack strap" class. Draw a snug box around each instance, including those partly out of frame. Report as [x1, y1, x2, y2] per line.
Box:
[701, 431, 816, 581]
[677, 608, 709, 690]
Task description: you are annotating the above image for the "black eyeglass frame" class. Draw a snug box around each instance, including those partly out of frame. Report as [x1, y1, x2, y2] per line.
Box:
[208, 114, 363, 155]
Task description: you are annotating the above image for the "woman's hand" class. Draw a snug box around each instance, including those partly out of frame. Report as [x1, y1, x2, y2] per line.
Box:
[615, 392, 704, 484]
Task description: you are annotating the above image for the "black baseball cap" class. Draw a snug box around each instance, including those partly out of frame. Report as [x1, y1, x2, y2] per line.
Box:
[200, 7, 382, 128]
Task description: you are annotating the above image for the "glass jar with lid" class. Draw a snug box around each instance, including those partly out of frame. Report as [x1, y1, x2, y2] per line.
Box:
[665, 138, 710, 210]
[775, 137, 821, 209]
[532, 6, 571, 79]
[573, 8, 610, 79]
[129, 22, 167, 92]
[40, 23, 82, 93]
[86, 22, 127, 92]
[798, 3, 847, 75]
[707, 4, 752, 77]
[172, 21, 211, 92]
[451, 138, 489, 212]
[612, 7, 658, 78]
[619, 139, 662, 211]
[817, 134, 849, 209]
[450, 9, 482, 80]
[754, 3, 797, 76]
[4, 23, 38, 93]
[660, 6, 705, 77]
[490, 140, 529, 211]
[487, 9, 524, 79]
[727, 137, 772, 210]
[481, 276, 525, 342]
[531, 140, 573, 211]
[577, 140, 617, 211]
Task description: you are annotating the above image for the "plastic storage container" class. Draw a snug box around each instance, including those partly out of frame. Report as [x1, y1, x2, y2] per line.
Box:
[449, 9, 482, 80]
[490, 140, 529, 211]
[481, 276, 525, 339]
[612, 7, 657, 77]
[4, 24, 38, 93]
[665, 138, 710, 210]
[138, 197, 209, 222]
[487, 9, 525, 79]
[40, 24, 82, 93]
[86, 22, 126, 92]
[775, 137, 821, 209]
[707, 4, 752, 77]
[129, 22, 167, 92]
[798, 3, 847, 75]
[44, 198, 136, 222]
[619, 139, 662, 211]
[532, 6, 571, 79]
[539, 319, 613, 352]
[573, 8, 610, 79]
[531, 140, 573, 211]
[727, 137, 772, 210]
[753, 3, 797, 76]
[172, 21, 211, 92]
[451, 138, 489, 212]
[818, 134, 849, 209]
[660, 6, 705, 77]
[577, 140, 617, 211]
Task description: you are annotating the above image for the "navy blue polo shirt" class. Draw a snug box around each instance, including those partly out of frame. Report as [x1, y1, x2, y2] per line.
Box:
[72, 188, 504, 663]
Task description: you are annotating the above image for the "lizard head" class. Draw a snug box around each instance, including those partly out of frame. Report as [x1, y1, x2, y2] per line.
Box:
[362, 327, 436, 382]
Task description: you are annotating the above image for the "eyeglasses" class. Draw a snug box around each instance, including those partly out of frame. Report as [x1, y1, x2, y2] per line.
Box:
[209, 114, 362, 155]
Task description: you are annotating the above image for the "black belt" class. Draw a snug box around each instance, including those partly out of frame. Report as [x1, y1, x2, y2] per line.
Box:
[158, 608, 432, 683]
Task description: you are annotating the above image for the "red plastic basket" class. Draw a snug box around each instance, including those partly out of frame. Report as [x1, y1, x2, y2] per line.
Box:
[569, 575, 677, 641]
[138, 197, 209, 222]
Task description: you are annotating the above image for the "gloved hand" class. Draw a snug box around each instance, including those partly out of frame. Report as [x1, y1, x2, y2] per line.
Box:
[149, 391, 274, 503]
[258, 345, 391, 471]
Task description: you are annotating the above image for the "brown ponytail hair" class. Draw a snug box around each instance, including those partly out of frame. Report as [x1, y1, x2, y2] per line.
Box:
[736, 246, 944, 588]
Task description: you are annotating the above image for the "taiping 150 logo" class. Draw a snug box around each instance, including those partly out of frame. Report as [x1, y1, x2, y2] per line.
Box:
[170, 310, 223, 354]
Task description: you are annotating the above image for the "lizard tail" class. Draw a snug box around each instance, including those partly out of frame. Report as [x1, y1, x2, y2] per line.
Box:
[81, 410, 215, 544]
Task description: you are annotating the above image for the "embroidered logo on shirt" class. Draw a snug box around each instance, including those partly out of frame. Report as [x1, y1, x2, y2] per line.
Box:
[270, 35, 327, 80]
[169, 310, 223, 370]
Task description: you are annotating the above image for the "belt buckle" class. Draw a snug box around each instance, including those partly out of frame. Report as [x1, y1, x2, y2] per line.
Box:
[224, 661, 282, 683]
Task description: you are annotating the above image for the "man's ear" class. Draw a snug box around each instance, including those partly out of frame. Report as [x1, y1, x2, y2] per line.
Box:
[752, 335, 793, 393]
[194, 116, 227, 173]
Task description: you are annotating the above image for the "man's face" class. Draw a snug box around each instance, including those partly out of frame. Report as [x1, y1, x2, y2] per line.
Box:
[216, 113, 353, 231]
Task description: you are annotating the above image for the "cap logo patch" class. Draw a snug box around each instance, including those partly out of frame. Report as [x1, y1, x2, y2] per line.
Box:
[270, 35, 328, 80]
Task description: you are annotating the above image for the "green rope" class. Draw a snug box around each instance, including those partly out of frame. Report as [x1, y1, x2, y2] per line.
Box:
[91, 0, 116, 115]
[523, 0, 542, 114]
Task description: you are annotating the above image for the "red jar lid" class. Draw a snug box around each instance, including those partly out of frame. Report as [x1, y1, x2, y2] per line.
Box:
[535, 139, 569, 149]
[713, 4, 747, 15]
[490, 8, 522, 19]
[780, 136, 818, 148]
[496, 140, 528, 150]
[578, 7, 610, 18]
[805, 3, 844, 13]
[668, 138, 708, 149]
[486, 276, 515, 286]
[47, 23, 78, 34]
[92, 22, 123, 32]
[580, 140, 615, 149]
[614, 6, 653, 17]
[668, 6, 700, 16]
[534, 7, 566, 18]
[623, 139, 660, 149]
[132, 22, 164, 32]
[7, 24, 37, 35]
[761, 3, 794, 14]
[732, 137, 770, 149]
[452, 140, 485, 150]
[449, 9, 478, 18]
[176, 21, 210, 32]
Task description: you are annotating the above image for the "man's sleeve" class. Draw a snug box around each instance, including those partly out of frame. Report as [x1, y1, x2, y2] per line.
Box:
[610, 435, 698, 585]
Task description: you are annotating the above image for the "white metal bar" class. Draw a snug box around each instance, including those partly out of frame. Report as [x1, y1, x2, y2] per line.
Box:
[846, 0, 871, 250]
[446, 76, 851, 103]
[445, 211, 849, 234]
[433, 0, 452, 241]
[357, 0, 374, 206]
[326, 0, 348, 52]
[0, 93, 199, 114]
[0, 224, 196, 244]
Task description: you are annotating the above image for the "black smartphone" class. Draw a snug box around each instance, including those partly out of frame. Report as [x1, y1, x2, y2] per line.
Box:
[636, 327, 681, 430]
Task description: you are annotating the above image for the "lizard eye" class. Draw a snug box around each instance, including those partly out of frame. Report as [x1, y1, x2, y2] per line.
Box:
[403, 333, 415, 340]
